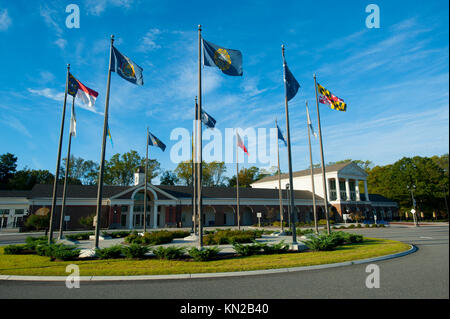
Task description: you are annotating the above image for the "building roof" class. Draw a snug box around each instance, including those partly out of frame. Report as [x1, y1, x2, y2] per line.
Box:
[252, 162, 354, 184]
[9, 184, 322, 201]
[157, 185, 322, 201]
[0, 190, 31, 198]
[360, 193, 396, 203]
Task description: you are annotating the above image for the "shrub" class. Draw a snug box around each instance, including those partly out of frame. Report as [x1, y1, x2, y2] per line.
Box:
[152, 246, 186, 260]
[4, 244, 27, 255]
[35, 243, 79, 260]
[121, 244, 150, 259]
[232, 241, 265, 256]
[25, 236, 52, 250]
[356, 224, 362, 228]
[102, 231, 132, 238]
[297, 228, 314, 236]
[79, 214, 95, 229]
[170, 230, 191, 239]
[348, 224, 356, 229]
[96, 245, 124, 259]
[24, 214, 50, 231]
[346, 233, 364, 243]
[65, 232, 93, 241]
[125, 231, 174, 246]
[203, 230, 257, 245]
[51, 245, 80, 261]
[188, 247, 221, 261]
[318, 219, 335, 225]
[261, 241, 289, 254]
[378, 224, 385, 228]
[364, 224, 371, 228]
[304, 233, 338, 251]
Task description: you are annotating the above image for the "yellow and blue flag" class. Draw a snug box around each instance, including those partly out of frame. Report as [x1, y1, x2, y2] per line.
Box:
[149, 132, 166, 152]
[111, 45, 144, 86]
[203, 39, 243, 76]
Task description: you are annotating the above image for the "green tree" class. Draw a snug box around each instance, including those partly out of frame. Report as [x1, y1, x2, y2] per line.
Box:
[174, 160, 217, 187]
[328, 159, 373, 172]
[60, 156, 99, 185]
[0, 153, 17, 188]
[104, 150, 160, 186]
[160, 170, 179, 185]
[8, 169, 55, 190]
[228, 166, 264, 188]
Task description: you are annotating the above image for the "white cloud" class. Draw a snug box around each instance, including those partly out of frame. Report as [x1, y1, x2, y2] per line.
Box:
[54, 38, 67, 49]
[0, 9, 11, 31]
[40, 5, 62, 35]
[85, 0, 135, 16]
[138, 28, 162, 52]
[0, 115, 31, 138]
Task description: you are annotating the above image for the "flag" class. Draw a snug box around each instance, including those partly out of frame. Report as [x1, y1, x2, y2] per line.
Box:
[283, 59, 300, 101]
[317, 83, 346, 111]
[111, 45, 144, 86]
[306, 106, 317, 138]
[277, 124, 287, 147]
[149, 132, 166, 152]
[203, 39, 243, 76]
[68, 73, 99, 107]
[236, 132, 249, 155]
[69, 102, 76, 137]
[201, 109, 216, 129]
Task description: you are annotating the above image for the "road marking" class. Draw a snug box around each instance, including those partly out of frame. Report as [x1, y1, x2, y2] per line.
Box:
[419, 236, 433, 239]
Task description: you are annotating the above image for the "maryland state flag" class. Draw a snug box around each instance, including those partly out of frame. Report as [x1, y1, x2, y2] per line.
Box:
[317, 83, 346, 112]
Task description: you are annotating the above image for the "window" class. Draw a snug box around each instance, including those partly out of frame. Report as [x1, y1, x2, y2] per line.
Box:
[0, 209, 9, 215]
[121, 206, 128, 212]
[15, 209, 24, 215]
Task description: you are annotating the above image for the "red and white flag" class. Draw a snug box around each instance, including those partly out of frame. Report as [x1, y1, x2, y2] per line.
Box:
[236, 132, 249, 156]
[68, 73, 99, 108]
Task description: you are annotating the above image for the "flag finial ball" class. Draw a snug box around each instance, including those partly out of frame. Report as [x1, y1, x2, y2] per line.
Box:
[198, 24, 202, 30]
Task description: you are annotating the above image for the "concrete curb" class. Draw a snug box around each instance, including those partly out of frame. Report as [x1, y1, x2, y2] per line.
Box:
[0, 244, 417, 282]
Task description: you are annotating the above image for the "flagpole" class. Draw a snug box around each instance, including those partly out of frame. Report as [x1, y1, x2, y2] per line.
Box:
[276, 119, 284, 233]
[48, 64, 70, 244]
[306, 101, 318, 234]
[191, 127, 195, 234]
[236, 135, 240, 230]
[144, 127, 149, 233]
[197, 25, 203, 249]
[281, 45, 298, 248]
[58, 96, 75, 240]
[313, 73, 331, 234]
[94, 35, 114, 249]
[193, 96, 198, 236]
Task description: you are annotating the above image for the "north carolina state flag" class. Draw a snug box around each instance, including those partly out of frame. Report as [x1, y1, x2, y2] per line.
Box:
[236, 132, 249, 155]
[68, 73, 99, 107]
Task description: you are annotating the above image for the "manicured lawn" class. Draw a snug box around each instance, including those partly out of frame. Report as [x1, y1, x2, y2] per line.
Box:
[0, 238, 411, 276]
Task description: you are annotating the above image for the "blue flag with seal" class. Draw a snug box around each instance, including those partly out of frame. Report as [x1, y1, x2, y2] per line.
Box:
[111, 45, 144, 86]
[201, 109, 216, 129]
[203, 39, 243, 76]
[283, 58, 300, 101]
[277, 124, 287, 147]
[148, 132, 166, 152]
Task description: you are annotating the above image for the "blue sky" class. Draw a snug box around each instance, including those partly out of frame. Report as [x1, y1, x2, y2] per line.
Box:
[0, 0, 448, 183]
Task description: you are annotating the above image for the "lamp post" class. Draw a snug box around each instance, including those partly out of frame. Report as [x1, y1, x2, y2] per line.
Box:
[407, 184, 418, 227]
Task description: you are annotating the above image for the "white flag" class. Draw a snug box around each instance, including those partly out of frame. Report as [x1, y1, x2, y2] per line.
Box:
[306, 106, 317, 138]
[69, 103, 76, 137]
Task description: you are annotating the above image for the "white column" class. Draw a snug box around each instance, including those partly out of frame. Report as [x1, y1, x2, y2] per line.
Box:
[128, 206, 134, 229]
[153, 203, 158, 229]
[355, 180, 361, 201]
[364, 180, 370, 201]
[336, 178, 341, 201]
[345, 179, 351, 202]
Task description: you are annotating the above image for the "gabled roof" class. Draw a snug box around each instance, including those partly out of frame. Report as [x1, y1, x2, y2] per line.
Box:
[360, 193, 396, 203]
[29, 184, 130, 199]
[252, 162, 355, 184]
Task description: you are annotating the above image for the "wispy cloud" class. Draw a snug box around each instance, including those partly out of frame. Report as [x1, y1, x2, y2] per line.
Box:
[137, 28, 162, 52]
[0, 8, 11, 31]
[84, 0, 135, 16]
[0, 115, 31, 138]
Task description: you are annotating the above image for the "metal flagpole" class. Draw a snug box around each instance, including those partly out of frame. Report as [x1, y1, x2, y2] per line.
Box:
[94, 35, 114, 249]
[144, 127, 149, 233]
[236, 136, 240, 230]
[48, 64, 70, 244]
[193, 97, 198, 235]
[306, 101, 319, 234]
[197, 25, 203, 249]
[58, 96, 75, 240]
[313, 73, 331, 234]
[281, 45, 298, 248]
[276, 119, 284, 233]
